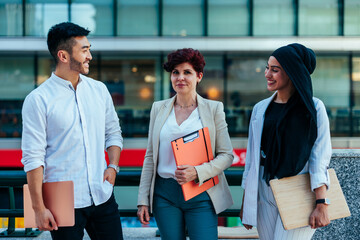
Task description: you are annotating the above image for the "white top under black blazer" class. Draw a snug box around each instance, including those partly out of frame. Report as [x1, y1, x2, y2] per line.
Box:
[241, 93, 332, 227]
[137, 94, 234, 214]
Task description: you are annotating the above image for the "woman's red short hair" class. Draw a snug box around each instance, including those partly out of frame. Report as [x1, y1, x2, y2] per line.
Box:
[163, 48, 205, 76]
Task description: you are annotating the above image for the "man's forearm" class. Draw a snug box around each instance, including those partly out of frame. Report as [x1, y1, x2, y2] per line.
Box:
[26, 167, 46, 211]
[107, 146, 121, 166]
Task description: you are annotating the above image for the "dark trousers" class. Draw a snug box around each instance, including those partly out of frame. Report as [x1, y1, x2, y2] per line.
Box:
[153, 175, 218, 240]
[50, 194, 123, 240]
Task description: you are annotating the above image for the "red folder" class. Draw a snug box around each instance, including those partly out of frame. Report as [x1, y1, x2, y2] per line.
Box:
[24, 181, 75, 228]
[171, 127, 219, 201]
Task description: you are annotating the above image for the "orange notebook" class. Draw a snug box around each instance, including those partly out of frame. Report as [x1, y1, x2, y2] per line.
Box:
[23, 181, 75, 228]
[171, 127, 219, 201]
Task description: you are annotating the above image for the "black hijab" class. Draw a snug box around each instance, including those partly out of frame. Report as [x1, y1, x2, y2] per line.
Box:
[262, 43, 318, 183]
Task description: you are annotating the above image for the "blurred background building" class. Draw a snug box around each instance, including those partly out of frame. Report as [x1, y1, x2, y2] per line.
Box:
[1, 0, 360, 231]
[1, 0, 360, 155]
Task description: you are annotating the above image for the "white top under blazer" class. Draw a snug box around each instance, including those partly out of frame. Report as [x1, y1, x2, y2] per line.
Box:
[158, 107, 202, 179]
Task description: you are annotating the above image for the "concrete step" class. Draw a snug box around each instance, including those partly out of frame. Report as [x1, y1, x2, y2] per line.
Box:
[1, 227, 259, 239]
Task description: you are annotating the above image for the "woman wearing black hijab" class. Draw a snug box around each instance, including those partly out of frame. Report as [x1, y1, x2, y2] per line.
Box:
[240, 43, 332, 240]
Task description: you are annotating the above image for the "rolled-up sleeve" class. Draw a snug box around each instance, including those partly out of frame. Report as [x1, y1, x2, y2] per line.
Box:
[21, 94, 47, 172]
[308, 99, 332, 191]
[104, 86, 123, 150]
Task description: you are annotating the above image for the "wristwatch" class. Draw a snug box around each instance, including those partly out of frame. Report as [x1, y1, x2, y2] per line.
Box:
[108, 164, 120, 173]
[316, 198, 331, 205]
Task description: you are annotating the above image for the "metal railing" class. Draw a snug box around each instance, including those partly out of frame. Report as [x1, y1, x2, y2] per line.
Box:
[0, 169, 243, 237]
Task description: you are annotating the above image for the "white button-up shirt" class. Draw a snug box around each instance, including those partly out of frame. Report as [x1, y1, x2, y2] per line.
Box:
[21, 73, 123, 208]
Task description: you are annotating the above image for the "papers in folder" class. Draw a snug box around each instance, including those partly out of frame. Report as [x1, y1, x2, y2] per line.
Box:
[270, 169, 351, 230]
[171, 127, 219, 201]
[23, 181, 75, 228]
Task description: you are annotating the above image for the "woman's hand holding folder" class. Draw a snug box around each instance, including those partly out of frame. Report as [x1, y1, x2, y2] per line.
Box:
[175, 165, 198, 185]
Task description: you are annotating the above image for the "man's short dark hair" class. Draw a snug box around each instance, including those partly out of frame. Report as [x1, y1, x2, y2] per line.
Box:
[47, 22, 90, 64]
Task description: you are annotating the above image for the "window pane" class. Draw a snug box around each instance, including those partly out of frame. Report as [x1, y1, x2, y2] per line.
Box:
[353, 57, 360, 105]
[313, 57, 349, 107]
[87, 57, 99, 81]
[226, 56, 270, 136]
[208, 0, 248, 36]
[344, 0, 360, 36]
[37, 56, 55, 86]
[71, 0, 113, 36]
[26, 0, 68, 36]
[299, 0, 338, 36]
[312, 56, 349, 135]
[352, 57, 360, 135]
[253, 0, 293, 36]
[163, 0, 203, 36]
[0, 57, 34, 100]
[0, 0, 22, 36]
[100, 56, 161, 137]
[117, 0, 158, 36]
[199, 56, 224, 102]
[0, 56, 34, 138]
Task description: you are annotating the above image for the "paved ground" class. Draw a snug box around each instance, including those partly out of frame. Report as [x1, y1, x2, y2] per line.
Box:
[1, 227, 259, 239]
[1, 228, 157, 240]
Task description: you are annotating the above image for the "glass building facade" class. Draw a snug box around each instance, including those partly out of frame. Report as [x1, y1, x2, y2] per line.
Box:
[1, 0, 360, 139]
[2, 0, 360, 37]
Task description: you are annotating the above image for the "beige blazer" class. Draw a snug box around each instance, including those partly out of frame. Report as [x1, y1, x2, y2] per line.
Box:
[137, 94, 234, 214]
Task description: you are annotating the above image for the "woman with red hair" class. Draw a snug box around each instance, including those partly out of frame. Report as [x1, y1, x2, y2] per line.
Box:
[137, 48, 234, 240]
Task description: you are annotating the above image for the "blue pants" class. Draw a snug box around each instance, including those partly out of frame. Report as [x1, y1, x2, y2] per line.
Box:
[50, 194, 123, 240]
[153, 175, 218, 240]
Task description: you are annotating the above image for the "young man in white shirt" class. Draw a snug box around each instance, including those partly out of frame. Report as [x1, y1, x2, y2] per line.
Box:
[21, 22, 123, 240]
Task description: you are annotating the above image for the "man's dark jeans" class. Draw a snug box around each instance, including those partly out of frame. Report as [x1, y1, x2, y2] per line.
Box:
[50, 194, 123, 240]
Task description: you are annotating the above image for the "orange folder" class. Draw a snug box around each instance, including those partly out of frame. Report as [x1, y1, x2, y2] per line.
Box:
[171, 127, 219, 201]
[23, 181, 75, 228]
